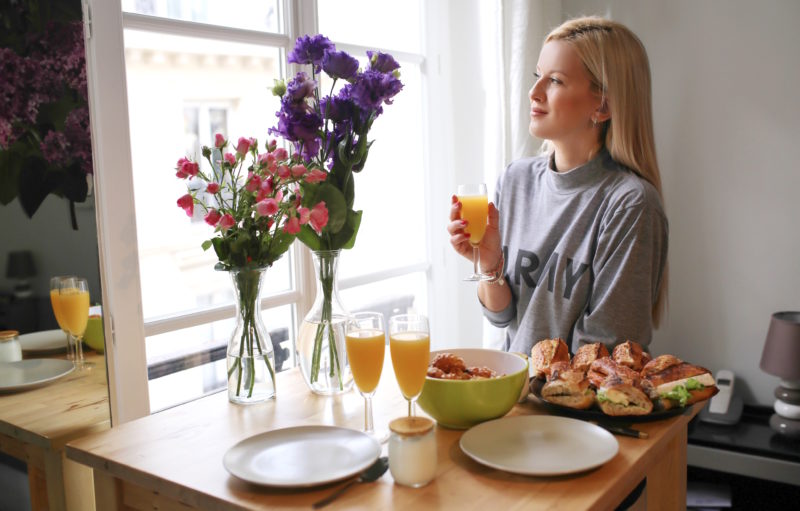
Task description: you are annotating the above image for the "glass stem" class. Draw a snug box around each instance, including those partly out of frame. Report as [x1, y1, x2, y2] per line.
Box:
[65, 331, 75, 362]
[472, 245, 480, 276]
[364, 395, 374, 434]
[74, 336, 85, 370]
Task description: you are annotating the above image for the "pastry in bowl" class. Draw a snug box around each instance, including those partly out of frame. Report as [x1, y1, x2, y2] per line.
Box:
[417, 348, 528, 429]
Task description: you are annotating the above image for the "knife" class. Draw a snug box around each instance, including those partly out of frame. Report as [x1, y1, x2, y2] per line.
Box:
[597, 423, 648, 439]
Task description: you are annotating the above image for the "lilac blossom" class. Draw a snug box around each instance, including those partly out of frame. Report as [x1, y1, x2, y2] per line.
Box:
[366, 50, 401, 74]
[287, 34, 335, 73]
[322, 50, 359, 80]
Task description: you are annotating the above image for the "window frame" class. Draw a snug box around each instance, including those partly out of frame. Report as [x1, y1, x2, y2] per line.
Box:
[85, 0, 447, 425]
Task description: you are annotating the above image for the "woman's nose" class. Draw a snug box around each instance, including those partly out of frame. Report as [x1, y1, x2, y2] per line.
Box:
[529, 81, 543, 102]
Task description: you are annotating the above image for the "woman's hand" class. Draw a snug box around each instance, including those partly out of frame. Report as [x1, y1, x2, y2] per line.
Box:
[447, 195, 503, 272]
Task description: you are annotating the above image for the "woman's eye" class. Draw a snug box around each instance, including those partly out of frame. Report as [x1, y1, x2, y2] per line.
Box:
[550, 77, 562, 85]
[533, 72, 541, 80]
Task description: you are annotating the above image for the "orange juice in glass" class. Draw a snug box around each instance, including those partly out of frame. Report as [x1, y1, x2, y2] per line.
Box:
[58, 277, 93, 370]
[389, 314, 430, 417]
[457, 183, 491, 281]
[50, 276, 74, 360]
[346, 312, 386, 438]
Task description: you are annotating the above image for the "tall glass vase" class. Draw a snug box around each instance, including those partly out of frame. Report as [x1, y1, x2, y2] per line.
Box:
[226, 267, 276, 404]
[297, 250, 353, 395]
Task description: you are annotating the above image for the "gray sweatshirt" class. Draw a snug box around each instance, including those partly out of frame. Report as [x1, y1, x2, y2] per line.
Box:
[483, 148, 668, 354]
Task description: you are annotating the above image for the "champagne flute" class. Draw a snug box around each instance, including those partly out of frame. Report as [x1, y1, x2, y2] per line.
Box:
[456, 183, 491, 281]
[389, 314, 430, 417]
[50, 275, 75, 361]
[345, 312, 387, 440]
[59, 277, 93, 370]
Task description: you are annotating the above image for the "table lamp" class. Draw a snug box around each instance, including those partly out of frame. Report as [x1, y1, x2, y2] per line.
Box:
[5, 250, 37, 298]
[759, 311, 800, 437]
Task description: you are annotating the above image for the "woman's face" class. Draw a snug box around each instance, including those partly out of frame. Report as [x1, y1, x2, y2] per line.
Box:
[529, 41, 602, 145]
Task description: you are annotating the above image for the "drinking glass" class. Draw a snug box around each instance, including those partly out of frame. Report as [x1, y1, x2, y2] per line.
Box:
[389, 314, 430, 417]
[58, 277, 93, 370]
[50, 276, 75, 361]
[456, 183, 490, 281]
[345, 312, 387, 440]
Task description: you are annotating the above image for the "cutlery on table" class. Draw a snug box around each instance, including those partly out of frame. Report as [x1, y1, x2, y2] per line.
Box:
[312, 456, 389, 509]
[595, 423, 648, 439]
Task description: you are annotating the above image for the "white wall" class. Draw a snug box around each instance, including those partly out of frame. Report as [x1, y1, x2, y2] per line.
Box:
[561, 0, 800, 405]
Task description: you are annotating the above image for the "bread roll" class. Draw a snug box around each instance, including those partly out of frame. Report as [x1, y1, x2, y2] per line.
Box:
[541, 362, 594, 409]
[530, 338, 570, 380]
[587, 357, 640, 388]
[612, 340, 652, 371]
[597, 376, 653, 416]
[572, 342, 610, 373]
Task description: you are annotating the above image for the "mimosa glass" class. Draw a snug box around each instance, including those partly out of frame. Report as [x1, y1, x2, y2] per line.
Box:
[50, 276, 75, 361]
[389, 314, 430, 417]
[59, 277, 92, 370]
[345, 312, 387, 440]
[457, 183, 491, 281]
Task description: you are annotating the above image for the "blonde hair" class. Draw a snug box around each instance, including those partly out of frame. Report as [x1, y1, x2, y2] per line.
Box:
[545, 16, 668, 328]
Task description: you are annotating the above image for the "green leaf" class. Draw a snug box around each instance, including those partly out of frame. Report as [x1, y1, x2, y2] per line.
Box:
[296, 225, 322, 251]
[201, 240, 213, 251]
[340, 209, 362, 249]
[211, 237, 229, 262]
[314, 183, 347, 233]
[18, 156, 53, 217]
[267, 230, 294, 260]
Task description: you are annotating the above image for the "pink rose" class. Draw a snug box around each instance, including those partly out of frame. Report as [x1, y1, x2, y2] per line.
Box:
[219, 213, 236, 231]
[175, 158, 198, 179]
[245, 172, 261, 192]
[276, 164, 290, 179]
[291, 164, 307, 178]
[309, 201, 329, 234]
[256, 198, 279, 217]
[224, 152, 236, 166]
[267, 139, 278, 152]
[236, 136, 254, 155]
[297, 206, 311, 225]
[206, 182, 220, 194]
[284, 215, 301, 234]
[273, 147, 288, 161]
[204, 209, 221, 226]
[305, 168, 327, 183]
[177, 194, 194, 217]
[214, 133, 226, 148]
[275, 190, 284, 203]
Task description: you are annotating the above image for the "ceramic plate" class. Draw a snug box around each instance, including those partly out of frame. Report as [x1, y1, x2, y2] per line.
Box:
[529, 379, 687, 423]
[0, 359, 75, 393]
[223, 426, 381, 487]
[18, 329, 68, 354]
[460, 415, 618, 476]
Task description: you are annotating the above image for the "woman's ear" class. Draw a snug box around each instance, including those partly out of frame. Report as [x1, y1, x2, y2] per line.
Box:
[595, 98, 611, 122]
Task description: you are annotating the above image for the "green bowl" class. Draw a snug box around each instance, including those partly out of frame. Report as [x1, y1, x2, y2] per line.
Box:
[417, 348, 528, 429]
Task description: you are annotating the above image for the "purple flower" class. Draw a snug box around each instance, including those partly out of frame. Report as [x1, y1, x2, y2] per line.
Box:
[287, 34, 335, 73]
[367, 51, 400, 74]
[322, 50, 359, 80]
[285, 72, 317, 105]
[350, 70, 404, 111]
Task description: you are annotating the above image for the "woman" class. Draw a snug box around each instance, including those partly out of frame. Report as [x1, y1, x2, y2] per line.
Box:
[448, 16, 668, 355]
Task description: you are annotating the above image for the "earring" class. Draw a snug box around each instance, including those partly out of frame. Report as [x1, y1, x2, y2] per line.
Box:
[592, 117, 598, 127]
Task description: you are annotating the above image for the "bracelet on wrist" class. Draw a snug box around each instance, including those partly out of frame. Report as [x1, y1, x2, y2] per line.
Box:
[484, 254, 505, 286]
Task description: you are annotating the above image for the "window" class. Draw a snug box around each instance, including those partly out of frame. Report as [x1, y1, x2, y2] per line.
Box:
[88, 0, 435, 415]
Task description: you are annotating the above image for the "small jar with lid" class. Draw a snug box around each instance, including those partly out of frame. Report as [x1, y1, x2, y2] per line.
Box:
[0, 330, 22, 363]
[388, 416, 436, 488]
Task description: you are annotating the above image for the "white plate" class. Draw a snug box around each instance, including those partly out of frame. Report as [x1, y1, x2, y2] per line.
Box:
[223, 426, 381, 487]
[0, 359, 75, 393]
[460, 415, 618, 476]
[18, 329, 67, 353]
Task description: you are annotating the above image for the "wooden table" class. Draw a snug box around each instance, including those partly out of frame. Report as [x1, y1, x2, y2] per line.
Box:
[0, 353, 110, 511]
[66, 359, 700, 510]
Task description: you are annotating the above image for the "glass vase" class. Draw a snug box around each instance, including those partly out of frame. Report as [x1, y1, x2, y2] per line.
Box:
[226, 267, 276, 404]
[297, 250, 353, 395]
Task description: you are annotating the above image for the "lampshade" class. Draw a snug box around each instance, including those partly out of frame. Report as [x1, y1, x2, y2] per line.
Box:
[760, 311, 800, 381]
[5, 251, 36, 279]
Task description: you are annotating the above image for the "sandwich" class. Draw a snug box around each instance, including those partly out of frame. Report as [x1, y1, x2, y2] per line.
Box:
[596, 375, 654, 416]
[587, 357, 641, 389]
[540, 361, 595, 409]
[572, 342, 610, 372]
[530, 338, 570, 380]
[612, 340, 652, 372]
[642, 355, 718, 408]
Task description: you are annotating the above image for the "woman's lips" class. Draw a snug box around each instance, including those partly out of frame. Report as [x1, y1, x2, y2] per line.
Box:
[531, 108, 547, 117]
